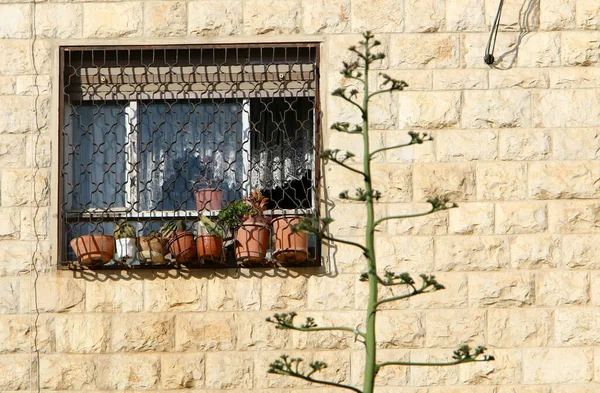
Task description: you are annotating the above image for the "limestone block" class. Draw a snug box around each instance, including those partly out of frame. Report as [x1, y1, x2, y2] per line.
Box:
[436, 130, 497, 161]
[385, 130, 435, 163]
[536, 271, 589, 306]
[261, 275, 308, 310]
[498, 129, 551, 160]
[534, 90, 600, 128]
[410, 272, 469, 309]
[351, 349, 410, 386]
[254, 350, 350, 389]
[523, 348, 592, 384]
[376, 311, 425, 348]
[292, 311, 362, 350]
[0, 354, 30, 391]
[489, 69, 549, 89]
[97, 354, 160, 390]
[0, 41, 32, 76]
[20, 207, 49, 241]
[555, 309, 600, 346]
[371, 163, 413, 202]
[498, 386, 551, 393]
[55, 314, 109, 353]
[387, 203, 449, 235]
[448, 202, 494, 235]
[0, 315, 34, 353]
[410, 349, 460, 386]
[562, 235, 600, 269]
[405, 0, 445, 32]
[561, 31, 600, 66]
[462, 90, 531, 128]
[144, 1, 186, 36]
[397, 91, 460, 129]
[0, 96, 35, 133]
[0, 208, 20, 239]
[144, 277, 206, 312]
[0, 240, 51, 276]
[82, 3, 142, 38]
[356, 278, 411, 310]
[433, 69, 488, 90]
[329, 239, 367, 273]
[488, 309, 553, 347]
[510, 234, 561, 269]
[302, 0, 350, 33]
[205, 352, 253, 389]
[85, 279, 142, 313]
[369, 90, 398, 130]
[0, 77, 15, 95]
[351, 0, 404, 32]
[518, 32, 561, 67]
[446, 0, 486, 31]
[379, 70, 433, 91]
[375, 235, 434, 272]
[549, 201, 600, 234]
[0, 4, 30, 38]
[39, 354, 96, 390]
[495, 202, 547, 234]
[307, 275, 355, 310]
[243, 0, 300, 35]
[176, 312, 237, 351]
[20, 277, 84, 313]
[328, 203, 386, 236]
[485, 0, 539, 31]
[462, 32, 518, 69]
[469, 272, 534, 307]
[208, 275, 260, 311]
[552, 128, 600, 159]
[528, 161, 600, 199]
[0, 277, 19, 314]
[552, 385, 600, 393]
[577, 0, 600, 29]
[425, 309, 485, 348]
[112, 313, 175, 352]
[26, 134, 52, 168]
[1, 169, 50, 207]
[189, 0, 242, 36]
[161, 353, 205, 389]
[237, 312, 291, 351]
[540, 0, 575, 30]
[413, 163, 476, 202]
[550, 67, 600, 89]
[35, 3, 82, 38]
[390, 34, 459, 69]
[327, 130, 384, 163]
[436, 236, 510, 271]
[459, 349, 522, 385]
[327, 34, 388, 74]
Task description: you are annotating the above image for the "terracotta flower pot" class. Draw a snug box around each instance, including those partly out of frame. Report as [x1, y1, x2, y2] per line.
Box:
[272, 216, 309, 264]
[139, 236, 168, 265]
[197, 235, 224, 262]
[70, 234, 115, 266]
[167, 231, 197, 263]
[235, 217, 270, 264]
[194, 188, 223, 211]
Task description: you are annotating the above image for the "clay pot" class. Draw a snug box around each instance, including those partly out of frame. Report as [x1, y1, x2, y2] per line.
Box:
[197, 235, 224, 262]
[167, 231, 197, 263]
[70, 234, 115, 266]
[272, 216, 308, 264]
[194, 188, 223, 211]
[139, 236, 168, 265]
[235, 217, 270, 264]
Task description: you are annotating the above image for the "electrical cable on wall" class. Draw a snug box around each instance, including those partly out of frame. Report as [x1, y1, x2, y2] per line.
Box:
[484, 0, 505, 65]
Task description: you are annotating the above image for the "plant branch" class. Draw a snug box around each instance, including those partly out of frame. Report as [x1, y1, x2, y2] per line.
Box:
[329, 158, 367, 177]
[373, 196, 457, 228]
[375, 345, 495, 372]
[266, 313, 366, 339]
[375, 274, 444, 307]
[369, 131, 432, 159]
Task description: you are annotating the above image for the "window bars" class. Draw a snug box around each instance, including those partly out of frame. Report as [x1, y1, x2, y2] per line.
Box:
[59, 44, 320, 269]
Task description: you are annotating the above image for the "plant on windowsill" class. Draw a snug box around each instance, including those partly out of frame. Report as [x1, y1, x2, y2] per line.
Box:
[70, 232, 115, 266]
[139, 230, 169, 265]
[164, 220, 197, 264]
[194, 177, 223, 212]
[114, 220, 138, 263]
[197, 215, 227, 263]
[235, 190, 270, 265]
[272, 215, 309, 265]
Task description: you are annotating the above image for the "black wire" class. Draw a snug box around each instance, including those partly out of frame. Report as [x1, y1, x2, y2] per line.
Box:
[484, 0, 505, 65]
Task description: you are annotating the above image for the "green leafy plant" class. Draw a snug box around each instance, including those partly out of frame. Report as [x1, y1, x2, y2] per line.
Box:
[114, 220, 136, 239]
[216, 200, 251, 231]
[267, 32, 494, 393]
[159, 220, 184, 238]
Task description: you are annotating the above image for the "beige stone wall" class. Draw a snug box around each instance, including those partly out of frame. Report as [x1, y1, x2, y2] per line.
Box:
[0, 0, 599, 391]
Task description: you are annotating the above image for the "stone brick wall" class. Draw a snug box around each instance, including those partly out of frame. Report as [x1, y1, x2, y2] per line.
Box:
[0, 0, 599, 391]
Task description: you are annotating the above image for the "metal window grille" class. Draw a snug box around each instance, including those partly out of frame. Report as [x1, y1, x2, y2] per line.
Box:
[59, 44, 320, 269]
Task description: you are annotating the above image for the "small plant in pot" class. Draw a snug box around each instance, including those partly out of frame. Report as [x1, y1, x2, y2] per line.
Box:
[165, 220, 197, 264]
[70, 232, 115, 266]
[272, 215, 309, 265]
[197, 215, 227, 264]
[194, 165, 223, 211]
[139, 230, 169, 265]
[235, 190, 271, 265]
[114, 220, 138, 263]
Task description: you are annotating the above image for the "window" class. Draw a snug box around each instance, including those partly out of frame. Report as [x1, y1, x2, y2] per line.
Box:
[59, 44, 320, 268]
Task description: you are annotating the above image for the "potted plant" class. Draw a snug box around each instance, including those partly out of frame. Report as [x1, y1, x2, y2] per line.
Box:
[194, 164, 223, 211]
[138, 230, 169, 265]
[70, 232, 115, 266]
[165, 220, 197, 264]
[197, 215, 226, 263]
[235, 190, 271, 265]
[272, 215, 309, 264]
[114, 220, 138, 263]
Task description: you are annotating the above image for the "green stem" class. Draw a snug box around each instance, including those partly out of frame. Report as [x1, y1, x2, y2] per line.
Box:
[376, 357, 490, 370]
[285, 325, 366, 338]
